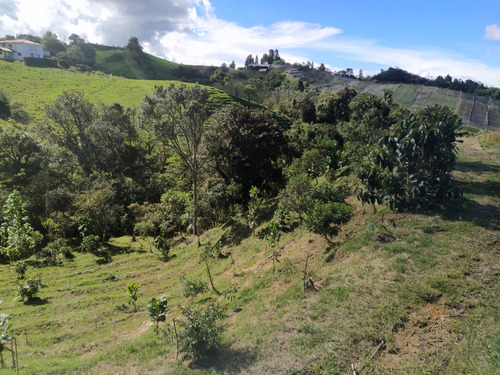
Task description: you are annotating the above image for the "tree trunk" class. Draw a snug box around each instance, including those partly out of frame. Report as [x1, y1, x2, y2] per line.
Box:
[192, 170, 198, 236]
[205, 260, 219, 294]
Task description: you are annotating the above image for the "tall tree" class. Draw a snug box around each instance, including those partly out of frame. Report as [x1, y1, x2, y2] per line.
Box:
[43, 91, 96, 175]
[141, 84, 212, 235]
[41, 31, 66, 56]
[205, 105, 287, 196]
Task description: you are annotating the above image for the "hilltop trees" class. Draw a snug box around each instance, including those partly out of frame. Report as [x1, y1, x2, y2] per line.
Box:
[56, 34, 95, 66]
[41, 31, 66, 56]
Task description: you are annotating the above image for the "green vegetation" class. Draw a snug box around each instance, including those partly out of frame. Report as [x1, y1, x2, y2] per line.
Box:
[0, 47, 498, 374]
[0, 61, 233, 121]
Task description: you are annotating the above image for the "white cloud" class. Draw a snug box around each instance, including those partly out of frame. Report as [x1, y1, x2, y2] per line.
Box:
[485, 24, 500, 40]
[1, 0, 499, 86]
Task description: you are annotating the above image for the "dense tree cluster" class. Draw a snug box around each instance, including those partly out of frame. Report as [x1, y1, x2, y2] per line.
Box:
[0, 66, 463, 264]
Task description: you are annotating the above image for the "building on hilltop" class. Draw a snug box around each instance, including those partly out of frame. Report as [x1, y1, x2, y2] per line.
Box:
[0, 39, 49, 61]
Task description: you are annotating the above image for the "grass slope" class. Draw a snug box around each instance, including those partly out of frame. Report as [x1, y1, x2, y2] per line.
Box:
[0, 60, 233, 122]
[0, 135, 498, 374]
[94, 49, 179, 80]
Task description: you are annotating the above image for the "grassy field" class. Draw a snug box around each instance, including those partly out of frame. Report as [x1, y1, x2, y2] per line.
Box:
[0, 134, 498, 374]
[94, 49, 179, 81]
[0, 60, 233, 122]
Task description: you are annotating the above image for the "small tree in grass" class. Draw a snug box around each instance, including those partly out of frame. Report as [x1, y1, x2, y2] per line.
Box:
[0, 191, 42, 262]
[266, 219, 281, 272]
[180, 276, 208, 298]
[126, 283, 141, 312]
[153, 235, 170, 261]
[10, 261, 27, 279]
[17, 277, 41, 303]
[147, 296, 168, 335]
[247, 186, 262, 233]
[224, 283, 239, 311]
[178, 302, 226, 360]
[200, 242, 221, 294]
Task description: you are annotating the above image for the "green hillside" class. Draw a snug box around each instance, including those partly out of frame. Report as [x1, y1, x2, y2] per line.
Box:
[0, 60, 233, 121]
[0, 54, 499, 375]
[0, 135, 498, 374]
[94, 49, 179, 80]
[290, 69, 500, 130]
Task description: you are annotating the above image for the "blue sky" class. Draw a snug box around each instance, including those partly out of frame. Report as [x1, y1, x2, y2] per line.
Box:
[1, 0, 500, 86]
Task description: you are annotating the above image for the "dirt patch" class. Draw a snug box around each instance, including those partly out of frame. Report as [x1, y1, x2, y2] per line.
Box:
[377, 303, 454, 372]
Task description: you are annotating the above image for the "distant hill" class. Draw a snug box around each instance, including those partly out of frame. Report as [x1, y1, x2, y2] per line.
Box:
[94, 48, 220, 85]
[289, 69, 500, 130]
[94, 49, 179, 80]
[0, 60, 235, 121]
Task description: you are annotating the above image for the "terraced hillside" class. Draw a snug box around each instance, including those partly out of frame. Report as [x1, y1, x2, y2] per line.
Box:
[289, 69, 500, 130]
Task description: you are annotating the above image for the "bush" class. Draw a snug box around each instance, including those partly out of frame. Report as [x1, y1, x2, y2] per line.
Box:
[357, 105, 462, 210]
[39, 238, 68, 266]
[60, 245, 73, 258]
[80, 235, 100, 254]
[18, 277, 41, 302]
[11, 260, 27, 279]
[180, 276, 208, 297]
[303, 202, 354, 243]
[153, 236, 170, 261]
[179, 303, 227, 359]
[147, 296, 168, 335]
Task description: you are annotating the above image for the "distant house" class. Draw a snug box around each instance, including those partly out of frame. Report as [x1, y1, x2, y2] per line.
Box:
[0, 46, 15, 60]
[0, 39, 49, 61]
[247, 63, 270, 72]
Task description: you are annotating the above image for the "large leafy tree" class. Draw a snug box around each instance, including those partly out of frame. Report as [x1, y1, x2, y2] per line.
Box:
[205, 105, 287, 197]
[41, 31, 66, 56]
[43, 91, 96, 175]
[140, 84, 212, 235]
[44, 91, 140, 177]
[315, 87, 358, 125]
[357, 105, 462, 210]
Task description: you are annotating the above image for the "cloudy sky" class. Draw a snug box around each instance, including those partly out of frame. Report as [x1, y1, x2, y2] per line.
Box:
[1, 0, 500, 86]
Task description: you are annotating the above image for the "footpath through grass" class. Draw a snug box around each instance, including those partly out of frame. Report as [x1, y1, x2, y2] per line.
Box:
[0, 135, 499, 374]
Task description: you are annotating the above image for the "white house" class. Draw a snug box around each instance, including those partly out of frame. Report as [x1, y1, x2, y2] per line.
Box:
[0, 39, 50, 61]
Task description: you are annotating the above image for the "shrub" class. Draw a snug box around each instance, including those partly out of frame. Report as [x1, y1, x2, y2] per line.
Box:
[60, 245, 73, 258]
[303, 202, 354, 244]
[357, 105, 462, 210]
[147, 296, 168, 335]
[18, 277, 41, 302]
[39, 238, 68, 266]
[180, 276, 208, 297]
[80, 235, 100, 254]
[153, 236, 170, 261]
[179, 302, 227, 359]
[11, 260, 27, 279]
[280, 175, 352, 243]
[126, 282, 141, 312]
